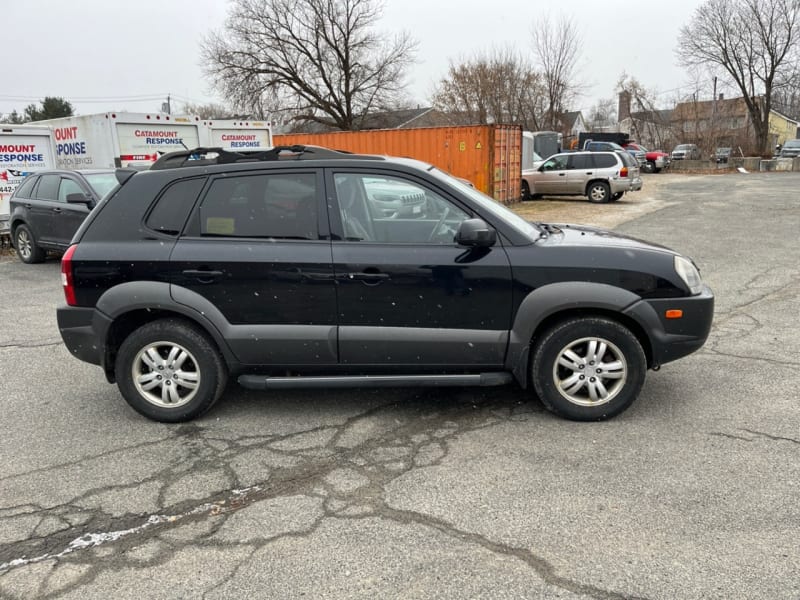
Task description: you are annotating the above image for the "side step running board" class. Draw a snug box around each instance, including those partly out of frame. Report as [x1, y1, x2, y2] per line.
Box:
[238, 372, 514, 390]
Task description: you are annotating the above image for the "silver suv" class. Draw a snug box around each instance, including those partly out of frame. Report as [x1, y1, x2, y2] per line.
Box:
[521, 151, 642, 203]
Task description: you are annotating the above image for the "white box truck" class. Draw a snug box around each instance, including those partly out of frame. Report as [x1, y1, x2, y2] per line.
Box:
[1, 125, 57, 236]
[34, 112, 205, 170]
[201, 119, 273, 150]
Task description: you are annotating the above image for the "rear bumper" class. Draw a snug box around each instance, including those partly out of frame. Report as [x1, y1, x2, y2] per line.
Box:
[57, 305, 112, 368]
[625, 285, 714, 367]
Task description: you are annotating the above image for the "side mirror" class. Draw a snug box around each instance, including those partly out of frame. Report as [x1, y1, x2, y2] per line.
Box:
[456, 218, 496, 247]
[66, 192, 91, 205]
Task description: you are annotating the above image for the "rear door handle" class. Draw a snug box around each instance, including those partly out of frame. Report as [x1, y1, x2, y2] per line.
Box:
[182, 269, 223, 282]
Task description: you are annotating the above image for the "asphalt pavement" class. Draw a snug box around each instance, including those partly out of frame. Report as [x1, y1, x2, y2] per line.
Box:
[0, 172, 798, 599]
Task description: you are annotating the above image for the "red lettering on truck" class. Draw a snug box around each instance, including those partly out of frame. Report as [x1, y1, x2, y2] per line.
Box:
[0, 145, 35, 152]
[134, 130, 178, 138]
[54, 126, 78, 141]
[221, 134, 257, 141]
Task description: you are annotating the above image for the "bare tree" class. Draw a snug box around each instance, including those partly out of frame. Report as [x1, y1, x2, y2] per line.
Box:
[531, 15, 583, 131]
[586, 97, 617, 130]
[181, 102, 236, 119]
[201, 0, 417, 130]
[431, 48, 545, 129]
[676, 0, 800, 154]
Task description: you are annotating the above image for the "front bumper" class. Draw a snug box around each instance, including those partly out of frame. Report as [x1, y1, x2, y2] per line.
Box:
[625, 285, 714, 367]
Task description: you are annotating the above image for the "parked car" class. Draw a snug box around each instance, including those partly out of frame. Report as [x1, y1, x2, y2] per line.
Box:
[362, 177, 427, 218]
[778, 139, 800, 158]
[521, 150, 642, 203]
[55, 145, 713, 423]
[713, 147, 732, 163]
[9, 169, 119, 263]
[671, 144, 702, 161]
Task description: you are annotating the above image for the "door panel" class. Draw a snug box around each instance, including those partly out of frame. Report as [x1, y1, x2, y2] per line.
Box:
[328, 170, 513, 367]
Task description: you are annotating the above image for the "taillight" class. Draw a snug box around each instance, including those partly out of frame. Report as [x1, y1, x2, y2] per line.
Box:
[61, 244, 77, 306]
[620, 167, 629, 177]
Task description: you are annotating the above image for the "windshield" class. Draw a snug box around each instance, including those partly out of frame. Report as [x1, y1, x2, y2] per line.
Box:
[675, 144, 692, 150]
[428, 167, 541, 242]
[84, 173, 120, 199]
[784, 140, 800, 148]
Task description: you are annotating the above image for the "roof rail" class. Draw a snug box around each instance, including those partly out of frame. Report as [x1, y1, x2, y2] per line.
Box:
[149, 145, 382, 170]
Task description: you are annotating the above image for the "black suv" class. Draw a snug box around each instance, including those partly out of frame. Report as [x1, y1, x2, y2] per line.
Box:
[9, 169, 119, 263]
[56, 146, 714, 423]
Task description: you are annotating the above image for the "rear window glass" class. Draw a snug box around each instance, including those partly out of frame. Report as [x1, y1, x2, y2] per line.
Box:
[13, 175, 37, 198]
[593, 154, 616, 168]
[146, 178, 206, 235]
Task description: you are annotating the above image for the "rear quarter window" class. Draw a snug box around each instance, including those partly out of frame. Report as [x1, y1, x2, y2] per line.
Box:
[13, 175, 37, 198]
[593, 154, 617, 169]
[146, 178, 206, 235]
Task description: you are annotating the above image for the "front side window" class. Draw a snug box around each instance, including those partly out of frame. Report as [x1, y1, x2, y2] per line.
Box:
[542, 155, 569, 171]
[58, 178, 84, 202]
[334, 173, 470, 244]
[199, 173, 318, 240]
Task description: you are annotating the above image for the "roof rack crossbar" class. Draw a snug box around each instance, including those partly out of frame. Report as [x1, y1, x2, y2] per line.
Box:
[149, 145, 381, 170]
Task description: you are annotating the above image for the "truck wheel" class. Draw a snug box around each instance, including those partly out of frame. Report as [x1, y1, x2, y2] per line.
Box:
[587, 182, 611, 203]
[115, 318, 227, 423]
[521, 180, 531, 201]
[531, 317, 646, 421]
[14, 225, 46, 264]
[642, 161, 656, 173]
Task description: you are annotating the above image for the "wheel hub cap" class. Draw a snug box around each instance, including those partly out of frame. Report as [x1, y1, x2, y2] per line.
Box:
[552, 337, 627, 407]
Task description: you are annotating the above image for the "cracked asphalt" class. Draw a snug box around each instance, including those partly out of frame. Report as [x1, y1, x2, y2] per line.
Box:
[1, 172, 798, 599]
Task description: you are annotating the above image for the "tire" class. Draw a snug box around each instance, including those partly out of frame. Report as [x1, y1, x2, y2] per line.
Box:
[115, 318, 227, 422]
[14, 225, 46, 264]
[586, 181, 611, 203]
[531, 317, 646, 421]
[642, 161, 655, 174]
[521, 180, 531, 201]
[610, 192, 624, 201]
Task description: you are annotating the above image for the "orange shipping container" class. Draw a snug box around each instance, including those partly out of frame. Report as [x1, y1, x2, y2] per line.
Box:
[273, 124, 521, 204]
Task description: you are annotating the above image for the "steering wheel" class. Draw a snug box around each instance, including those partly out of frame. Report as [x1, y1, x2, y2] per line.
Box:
[427, 206, 451, 242]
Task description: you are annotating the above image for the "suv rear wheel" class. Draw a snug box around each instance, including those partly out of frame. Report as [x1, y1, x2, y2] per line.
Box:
[587, 181, 611, 203]
[115, 319, 227, 422]
[14, 225, 46, 264]
[531, 317, 646, 421]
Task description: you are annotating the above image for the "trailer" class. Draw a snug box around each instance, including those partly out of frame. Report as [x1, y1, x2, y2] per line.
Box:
[1, 125, 57, 238]
[273, 124, 521, 203]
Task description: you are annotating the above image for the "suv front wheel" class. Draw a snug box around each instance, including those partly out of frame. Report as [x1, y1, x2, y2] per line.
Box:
[531, 317, 646, 421]
[115, 318, 227, 422]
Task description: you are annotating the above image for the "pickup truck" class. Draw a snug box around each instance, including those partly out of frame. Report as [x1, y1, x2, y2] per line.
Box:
[622, 142, 670, 173]
[582, 140, 647, 167]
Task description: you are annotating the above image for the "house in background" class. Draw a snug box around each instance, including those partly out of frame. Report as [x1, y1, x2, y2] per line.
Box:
[557, 110, 586, 149]
[670, 94, 798, 155]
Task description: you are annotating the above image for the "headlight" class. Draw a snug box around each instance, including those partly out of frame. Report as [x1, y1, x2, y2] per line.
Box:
[674, 255, 703, 295]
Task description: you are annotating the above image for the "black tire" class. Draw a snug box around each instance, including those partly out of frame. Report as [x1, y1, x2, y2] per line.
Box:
[610, 192, 624, 201]
[531, 317, 646, 421]
[654, 167, 662, 173]
[14, 225, 46, 264]
[115, 318, 227, 422]
[642, 161, 656, 174]
[521, 180, 531, 201]
[586, 181, 611, 203]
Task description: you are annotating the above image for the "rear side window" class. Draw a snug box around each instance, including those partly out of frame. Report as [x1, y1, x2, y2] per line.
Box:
[593, 154, 616, 169]
[146, 178, 206, 235]
[13, 175, 37, 198]
[198, 173, 319, 240]
[617, 152, 637, 167]
[568, 154, 593, 170]
[35, 175, 61, 201]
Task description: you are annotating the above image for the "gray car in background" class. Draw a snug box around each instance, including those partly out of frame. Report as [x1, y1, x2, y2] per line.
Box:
[521, 151, 642, 203]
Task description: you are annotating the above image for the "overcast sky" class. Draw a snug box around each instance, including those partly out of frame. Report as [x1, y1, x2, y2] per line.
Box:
[2, 0, 713, 119]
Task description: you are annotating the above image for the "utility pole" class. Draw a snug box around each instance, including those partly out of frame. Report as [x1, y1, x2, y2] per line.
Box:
[162, 94, 172, 115]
